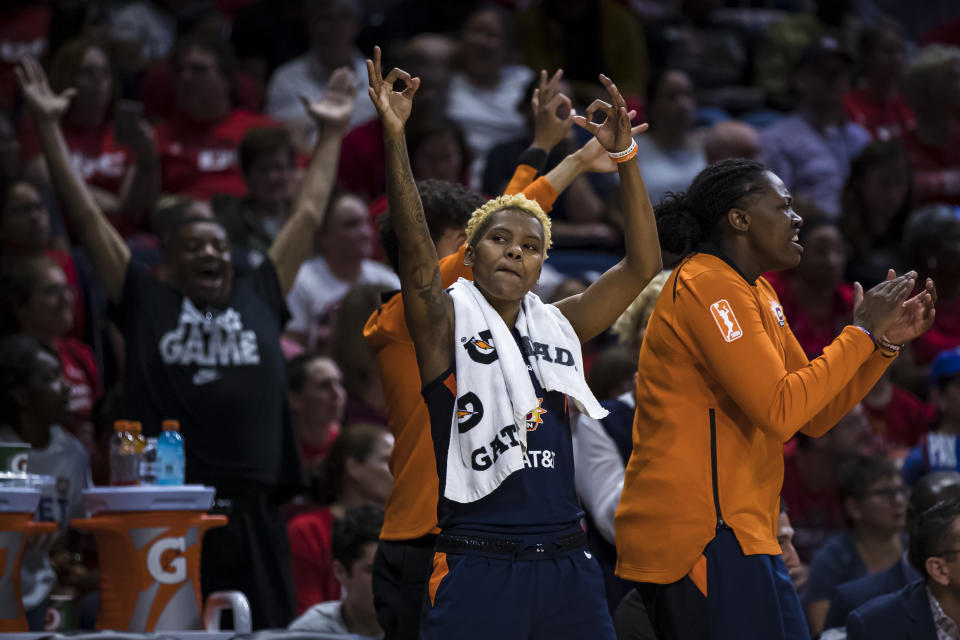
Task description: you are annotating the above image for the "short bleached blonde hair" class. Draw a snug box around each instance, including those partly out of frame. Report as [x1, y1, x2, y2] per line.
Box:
[464, 193, 552, 252]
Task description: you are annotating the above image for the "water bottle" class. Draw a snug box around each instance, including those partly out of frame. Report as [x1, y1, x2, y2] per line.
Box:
[157, 420, 185, 485]
[129, 421, 147, 454]
[109, 420, 138, 486]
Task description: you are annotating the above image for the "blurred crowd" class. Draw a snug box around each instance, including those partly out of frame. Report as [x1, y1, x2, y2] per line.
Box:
[2, 0, 960, 637]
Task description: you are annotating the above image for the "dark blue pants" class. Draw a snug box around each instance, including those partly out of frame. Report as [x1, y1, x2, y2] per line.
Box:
[422, 535, 615, 640]
[637, 527, 810, 640]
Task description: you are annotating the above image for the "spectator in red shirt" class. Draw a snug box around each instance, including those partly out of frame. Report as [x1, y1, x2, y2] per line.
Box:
[902, 204, 960, 367]
[154, 35, 276, 201]
[287, 423, 394, 614]
[0, 179, 84, 340]
[839, 140, 913, 287]
[844, 23, 915, 140]
[0, 1, 50, 112]
[902, 44, 960, 206]
[287, 354, 345, 469]
[337, 34, 457, 203]
[20, 38, 159, 236]
[765, 216, 853, 358]
[0, 255, 104, 480]
[862, 370, 935, 455]
[782, 405, 871, 564]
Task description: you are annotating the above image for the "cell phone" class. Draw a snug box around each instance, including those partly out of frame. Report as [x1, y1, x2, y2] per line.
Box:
[114, 100, 144, 146]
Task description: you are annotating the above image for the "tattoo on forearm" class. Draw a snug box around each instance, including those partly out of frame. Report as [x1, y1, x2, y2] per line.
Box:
[385, 139, 426, 225]
[412, 264, 447, 322]
[385, 136, 448, 331]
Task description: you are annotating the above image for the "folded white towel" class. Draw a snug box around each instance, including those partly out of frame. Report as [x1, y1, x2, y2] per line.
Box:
[444, 278, 608, 503]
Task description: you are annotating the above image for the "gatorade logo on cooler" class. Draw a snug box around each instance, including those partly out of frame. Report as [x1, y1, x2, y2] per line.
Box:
[146, 536, 187, 584]
[10, 452, 27, 472]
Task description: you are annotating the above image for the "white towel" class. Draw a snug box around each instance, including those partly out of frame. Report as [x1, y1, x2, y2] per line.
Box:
[444, 278, 608, 503]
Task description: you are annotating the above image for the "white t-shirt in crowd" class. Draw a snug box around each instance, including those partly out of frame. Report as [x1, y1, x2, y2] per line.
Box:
[289, 600, 381, 638]
[286, 256, 400, 350]
[266, 49, 377, 138]
[446, 65, 534, 188]
[633, 133, 707, 208]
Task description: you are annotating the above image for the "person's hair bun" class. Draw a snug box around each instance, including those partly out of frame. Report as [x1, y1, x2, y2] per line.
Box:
[655, 192, 702, 256]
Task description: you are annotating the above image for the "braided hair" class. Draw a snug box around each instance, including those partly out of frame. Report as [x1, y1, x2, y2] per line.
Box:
[655, 159, 769, 257]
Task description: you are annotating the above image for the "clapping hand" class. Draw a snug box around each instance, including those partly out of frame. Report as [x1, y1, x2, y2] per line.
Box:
[366, 45, 419, 137]
[531, 69, 574, 151]
[572, 74, 634, 154]
[16, 57, 74, 122]
[852, 270, 924, 340]
[878, 272, 937, 345]
[301, 66, 357, 133]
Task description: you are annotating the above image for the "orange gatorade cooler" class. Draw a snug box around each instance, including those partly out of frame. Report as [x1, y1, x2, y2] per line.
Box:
[0, 484, 57, 632]
[71, 485, 226, 631]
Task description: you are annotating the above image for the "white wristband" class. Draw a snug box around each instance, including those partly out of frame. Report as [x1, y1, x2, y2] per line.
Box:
[607, 139, 637, 159]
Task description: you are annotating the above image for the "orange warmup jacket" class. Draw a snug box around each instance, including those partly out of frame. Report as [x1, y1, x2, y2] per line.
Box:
[363, 165, 558, 540]
[614, 251, 896, 584]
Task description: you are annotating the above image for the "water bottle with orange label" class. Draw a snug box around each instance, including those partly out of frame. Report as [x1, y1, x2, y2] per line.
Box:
[109, 421, 138, 486]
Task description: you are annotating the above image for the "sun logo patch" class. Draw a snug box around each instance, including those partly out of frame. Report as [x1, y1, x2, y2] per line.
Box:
[525, 398, 547, 431]
[770, 299, 786, 327]
[710, 299, 743, 342]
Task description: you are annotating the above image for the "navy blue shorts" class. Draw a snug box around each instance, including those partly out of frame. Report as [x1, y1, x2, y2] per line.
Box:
[636, 527, 810, 640]
[421, 529, 616, 640]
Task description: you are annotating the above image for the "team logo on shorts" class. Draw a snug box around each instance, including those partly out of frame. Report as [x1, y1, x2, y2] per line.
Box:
[525, 398, 547, 431]
[770, 300, 786, 327]
[462, 330, 498, 364]
[710, 299, 743, 342]
[456, 392, 485, 433]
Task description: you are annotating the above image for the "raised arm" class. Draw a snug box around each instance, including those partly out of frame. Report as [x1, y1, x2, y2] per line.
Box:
[17, 58, 130, 303]
[683, 270, 924, 442]
[115, 117, 161, 230]
[554, 74, 662, 342]
[270, 67, 356, 296]
[501, 69, 572, 195]
[542, 116, 647, 194]
[368, 46, 453, 383]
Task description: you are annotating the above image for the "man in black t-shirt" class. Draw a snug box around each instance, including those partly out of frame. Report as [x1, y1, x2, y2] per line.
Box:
[18, 57, 359, 629]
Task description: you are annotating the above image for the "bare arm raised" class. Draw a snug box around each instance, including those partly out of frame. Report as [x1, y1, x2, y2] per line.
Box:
[368, 46, 454, 383]
[270, 67, 356, 296]
[17, 58, 130, 303]
[554, 74, 662, 342]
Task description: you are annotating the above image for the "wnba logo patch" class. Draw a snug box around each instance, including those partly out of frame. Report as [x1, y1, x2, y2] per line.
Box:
[462, 330, 498, 364]
[710, 300, 743, 342]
